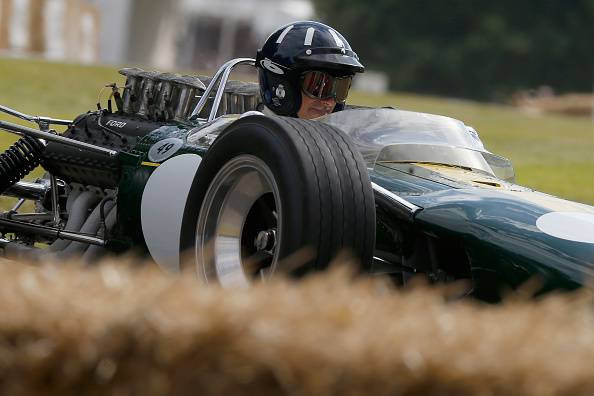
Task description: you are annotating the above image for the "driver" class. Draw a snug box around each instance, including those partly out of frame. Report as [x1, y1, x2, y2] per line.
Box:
[256, 21, 364, 119]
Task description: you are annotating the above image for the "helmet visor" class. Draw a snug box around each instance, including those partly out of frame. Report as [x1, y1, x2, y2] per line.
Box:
[301, 71, 353, 103]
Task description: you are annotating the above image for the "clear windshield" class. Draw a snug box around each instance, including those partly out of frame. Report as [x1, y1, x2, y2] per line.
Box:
[318, 108, 515, 181]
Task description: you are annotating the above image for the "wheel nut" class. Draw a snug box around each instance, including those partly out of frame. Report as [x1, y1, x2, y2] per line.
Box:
[255, 229, 276, 251]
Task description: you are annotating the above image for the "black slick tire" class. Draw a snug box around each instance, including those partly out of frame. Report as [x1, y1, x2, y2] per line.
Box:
[180, 114, 375, 280]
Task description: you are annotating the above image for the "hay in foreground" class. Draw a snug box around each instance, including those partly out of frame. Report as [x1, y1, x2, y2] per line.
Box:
[0, 260, 593, 396]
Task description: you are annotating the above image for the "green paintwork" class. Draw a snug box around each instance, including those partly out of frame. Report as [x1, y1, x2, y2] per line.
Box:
[371, 162, 594, 300]
[113, 124, 206, 250]
[111, 117, 237, 251]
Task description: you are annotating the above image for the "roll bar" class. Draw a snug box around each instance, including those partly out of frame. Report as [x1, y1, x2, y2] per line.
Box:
[189, 58, 256, 122]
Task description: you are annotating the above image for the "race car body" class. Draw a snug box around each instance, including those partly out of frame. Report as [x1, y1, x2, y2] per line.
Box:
[1, 58, 592, 301]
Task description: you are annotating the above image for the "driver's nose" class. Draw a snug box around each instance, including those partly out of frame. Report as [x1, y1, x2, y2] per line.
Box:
[321, 97, 336, 109]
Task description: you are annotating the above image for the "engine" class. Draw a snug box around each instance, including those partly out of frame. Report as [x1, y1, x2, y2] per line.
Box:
[42, 69, 260, 189]
[0, 66, 261, 262]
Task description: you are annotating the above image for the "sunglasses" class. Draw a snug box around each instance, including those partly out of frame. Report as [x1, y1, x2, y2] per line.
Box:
[301, 71, 353, 103]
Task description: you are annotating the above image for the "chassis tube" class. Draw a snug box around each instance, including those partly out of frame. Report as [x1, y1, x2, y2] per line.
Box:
[0, 104, 72, 126]
[371, 182, 422, 223]
[3, 180, 50, 201]
[0, 218, 106, 246]
[0, 120, 118, 157]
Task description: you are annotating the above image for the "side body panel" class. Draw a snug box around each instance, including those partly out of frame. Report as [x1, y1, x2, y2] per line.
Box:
[371, 162, 594, 300]
[114, 125, 206, 250]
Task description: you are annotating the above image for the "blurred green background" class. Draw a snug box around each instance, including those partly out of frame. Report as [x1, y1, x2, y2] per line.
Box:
[1, 57, 593, 205]
[314, 0, 594, 100]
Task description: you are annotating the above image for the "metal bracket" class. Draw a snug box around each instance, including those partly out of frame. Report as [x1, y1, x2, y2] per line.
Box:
[50, 174, 62, 227]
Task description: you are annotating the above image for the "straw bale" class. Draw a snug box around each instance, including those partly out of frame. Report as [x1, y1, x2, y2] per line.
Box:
[0, 259, 593, 395]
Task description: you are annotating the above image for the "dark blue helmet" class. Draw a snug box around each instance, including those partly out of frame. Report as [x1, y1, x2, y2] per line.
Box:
[256, 21, 364, 117]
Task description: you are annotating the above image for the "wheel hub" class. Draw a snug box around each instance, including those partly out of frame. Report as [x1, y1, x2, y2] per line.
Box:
[255, 229, 276, 252]
[195, 155, 282, 286]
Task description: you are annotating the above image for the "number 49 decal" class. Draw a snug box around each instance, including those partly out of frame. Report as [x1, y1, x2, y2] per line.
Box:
[148, 138, 184, 163]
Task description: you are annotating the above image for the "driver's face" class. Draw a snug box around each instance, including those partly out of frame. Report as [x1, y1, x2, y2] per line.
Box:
[297, 92, 336, 119]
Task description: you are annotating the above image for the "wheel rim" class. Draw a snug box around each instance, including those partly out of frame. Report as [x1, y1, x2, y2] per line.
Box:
[195, 155, 282, 286]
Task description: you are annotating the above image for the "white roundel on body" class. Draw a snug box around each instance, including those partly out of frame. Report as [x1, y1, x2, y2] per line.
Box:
[148, 137, 184, 162]
[536, 212, 594, 244]
[141, 154, 202, 272]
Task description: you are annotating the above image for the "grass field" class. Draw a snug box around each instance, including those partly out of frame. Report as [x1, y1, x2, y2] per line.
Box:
[2, 56, 594, 204]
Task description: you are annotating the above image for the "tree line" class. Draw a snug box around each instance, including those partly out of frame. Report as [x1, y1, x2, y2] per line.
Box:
[313, 0, 594, 100]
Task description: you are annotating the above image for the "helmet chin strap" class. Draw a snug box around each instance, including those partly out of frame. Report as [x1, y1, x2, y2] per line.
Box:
[333, 103, 345, 113]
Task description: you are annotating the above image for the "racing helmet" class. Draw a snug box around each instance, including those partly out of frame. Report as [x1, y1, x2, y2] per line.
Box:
[256, 21, 364, 117]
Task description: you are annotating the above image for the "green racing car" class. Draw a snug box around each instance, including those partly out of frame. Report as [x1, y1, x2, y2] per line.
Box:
[1, 58, 593, 301]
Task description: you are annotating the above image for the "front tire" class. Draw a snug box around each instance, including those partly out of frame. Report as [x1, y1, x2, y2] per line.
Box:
[180, 115, 375, 284]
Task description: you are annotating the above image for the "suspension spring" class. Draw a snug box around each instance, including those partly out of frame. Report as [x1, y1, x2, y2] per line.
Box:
[0, 136, 45, 194]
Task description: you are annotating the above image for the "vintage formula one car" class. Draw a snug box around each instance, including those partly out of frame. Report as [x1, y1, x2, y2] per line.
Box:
[1, 58, 593, 301]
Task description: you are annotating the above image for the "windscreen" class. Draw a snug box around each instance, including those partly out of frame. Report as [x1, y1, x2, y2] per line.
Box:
[318, 108, 515, 181]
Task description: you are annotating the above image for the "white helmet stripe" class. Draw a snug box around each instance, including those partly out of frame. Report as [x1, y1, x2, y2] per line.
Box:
[328, 29, 345, 48]
[304, 27, 315, 46]
[276, 25, 294, 44]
